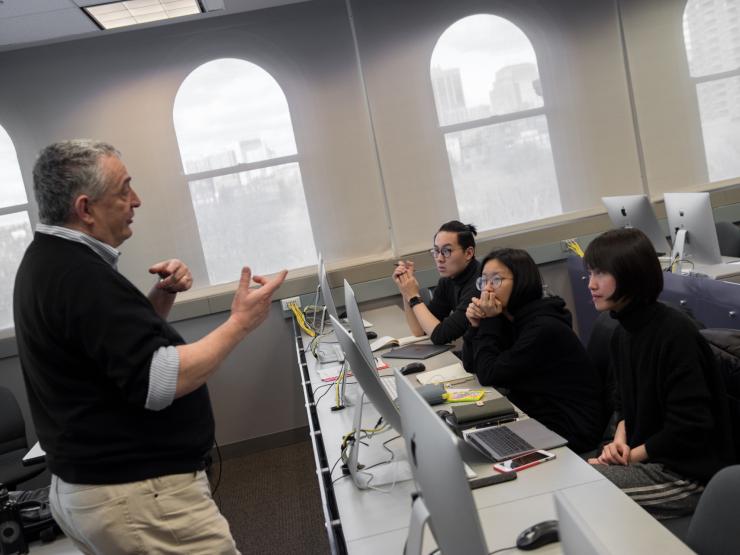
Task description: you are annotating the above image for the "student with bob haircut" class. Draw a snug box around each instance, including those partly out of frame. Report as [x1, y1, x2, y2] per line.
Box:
[393, 220, 480, 344]
[585, 228, 733, 519]
[462, 248, 603, 454]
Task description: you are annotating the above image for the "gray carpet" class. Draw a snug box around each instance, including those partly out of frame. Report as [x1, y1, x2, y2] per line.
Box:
[211, 440, 330, 554]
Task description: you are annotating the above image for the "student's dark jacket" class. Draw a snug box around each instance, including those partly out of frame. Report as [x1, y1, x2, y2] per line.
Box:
[427, 258, 480, 344]
[462, 296, 603, 454]
[611, 301, 733, 483]
[13, 233, 214, 485]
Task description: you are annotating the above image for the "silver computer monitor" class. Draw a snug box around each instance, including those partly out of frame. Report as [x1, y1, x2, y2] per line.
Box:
[664, 192, 722, 265]
[554, 491, 611, 555]
[602, 195, 670, 256]
[395, 368, 489, 555]
[343, 280, 375, 367]
[318, 256, 339, 322]
[331, 315, 402, 433]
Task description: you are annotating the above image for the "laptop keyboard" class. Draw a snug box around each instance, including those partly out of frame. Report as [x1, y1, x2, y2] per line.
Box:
[472, 426, 534, 459]
[380, 376, 397, 400]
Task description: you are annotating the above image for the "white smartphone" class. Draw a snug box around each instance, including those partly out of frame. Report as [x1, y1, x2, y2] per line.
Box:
[493, 450, 555, 473]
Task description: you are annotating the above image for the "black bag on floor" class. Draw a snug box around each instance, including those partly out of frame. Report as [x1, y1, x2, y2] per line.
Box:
[9, 486, 61, 544]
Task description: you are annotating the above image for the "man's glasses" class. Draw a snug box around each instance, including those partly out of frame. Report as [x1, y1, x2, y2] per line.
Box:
[476, 275, 510, 291]
[429, 246, 461, 259]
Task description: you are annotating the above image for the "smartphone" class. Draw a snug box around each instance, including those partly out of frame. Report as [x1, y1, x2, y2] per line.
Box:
[493, 450, 555, 473]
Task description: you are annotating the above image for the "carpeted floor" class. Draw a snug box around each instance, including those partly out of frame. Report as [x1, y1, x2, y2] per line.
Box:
[211, 440, 330, 554]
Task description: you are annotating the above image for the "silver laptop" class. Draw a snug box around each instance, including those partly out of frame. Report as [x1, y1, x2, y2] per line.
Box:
[395, 368, 489, 555]
[554, 491, 611, 555]
[463, 418, 567, 462]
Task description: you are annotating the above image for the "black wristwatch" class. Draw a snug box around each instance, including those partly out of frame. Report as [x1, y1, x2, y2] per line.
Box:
[408, 295, 424, 308]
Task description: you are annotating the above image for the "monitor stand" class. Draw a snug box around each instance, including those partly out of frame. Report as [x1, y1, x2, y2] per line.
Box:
[405, 495, 431, 555]
[671, 228, 688, 273]
[345, 392, 412, 490]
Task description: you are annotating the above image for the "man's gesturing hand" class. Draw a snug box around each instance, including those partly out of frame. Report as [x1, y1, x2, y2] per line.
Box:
[230, 267, 288, 334]
[149, 259, 193, 293]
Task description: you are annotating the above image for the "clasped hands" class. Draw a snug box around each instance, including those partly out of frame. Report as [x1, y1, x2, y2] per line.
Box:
[587, 440, 631, 466]
[465, 291, 503, 327]
[393, 260, 421, 301]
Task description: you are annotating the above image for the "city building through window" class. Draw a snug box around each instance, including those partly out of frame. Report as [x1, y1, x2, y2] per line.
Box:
[430, 14, 561, 232]
[684, 0, 740, 182]
[173, 58, 317, 285]
[0, 124, 32, 330]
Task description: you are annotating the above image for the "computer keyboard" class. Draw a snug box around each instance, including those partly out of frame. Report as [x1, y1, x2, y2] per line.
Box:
[471, 426, 534, 460]
[380, 376, 398, 400]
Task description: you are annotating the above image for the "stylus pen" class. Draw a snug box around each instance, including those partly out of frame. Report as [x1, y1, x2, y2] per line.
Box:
[443, 376, 476, 387]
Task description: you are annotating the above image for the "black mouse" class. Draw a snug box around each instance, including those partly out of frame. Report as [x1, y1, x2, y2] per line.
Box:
[366, 331, 378, 340]
[436, 409, 457, 427]
[401, 362, 425, 375]
[516, 520, 559, 551]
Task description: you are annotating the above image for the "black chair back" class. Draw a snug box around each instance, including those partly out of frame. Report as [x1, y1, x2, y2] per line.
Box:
[0, 387, 28, 455]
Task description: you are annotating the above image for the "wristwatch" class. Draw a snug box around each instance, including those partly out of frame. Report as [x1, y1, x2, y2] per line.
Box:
[408, 295, 424, 308]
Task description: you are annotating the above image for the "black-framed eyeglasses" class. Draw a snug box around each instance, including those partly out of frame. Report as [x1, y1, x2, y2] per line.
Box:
[429, 246, 461, 259]
[476, 275, 511, 291]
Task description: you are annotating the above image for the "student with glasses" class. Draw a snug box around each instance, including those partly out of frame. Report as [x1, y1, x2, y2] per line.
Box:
[392, 220, 480, 345]
[584, 228, 733, 519]
[462, 248, 603, 454]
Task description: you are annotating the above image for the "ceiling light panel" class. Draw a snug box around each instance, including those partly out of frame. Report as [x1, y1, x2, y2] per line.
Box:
[85, 0, 202, 30]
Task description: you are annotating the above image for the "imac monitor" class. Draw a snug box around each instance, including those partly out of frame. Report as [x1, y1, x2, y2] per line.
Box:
[318, 256, 339, 322]
[343, 280, 376, 368]
[664, 192, 722, 265]
[602, 195, 670, 256]
[330, 315, 402, 433]
[395, 368, 489, 555]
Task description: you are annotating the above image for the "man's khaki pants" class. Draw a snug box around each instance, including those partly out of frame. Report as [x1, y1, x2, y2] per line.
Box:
[49, 471, 240, 554]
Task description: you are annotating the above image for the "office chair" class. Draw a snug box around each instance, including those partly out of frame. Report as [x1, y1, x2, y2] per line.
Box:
[686, 465, 740, 555]
[0, 386, 45, 490]
[699, 328, 740, 462]
[715, 221, 740, 258]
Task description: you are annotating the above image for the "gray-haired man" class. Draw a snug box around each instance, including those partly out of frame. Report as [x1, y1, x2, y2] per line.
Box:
[14, 140, 286, 554]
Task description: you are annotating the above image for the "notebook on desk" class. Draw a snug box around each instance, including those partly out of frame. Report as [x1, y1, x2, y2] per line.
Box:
[462, 418, 567, 462]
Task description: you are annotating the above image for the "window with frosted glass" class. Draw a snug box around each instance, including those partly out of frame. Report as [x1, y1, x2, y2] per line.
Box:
[173, 58, 317, 284]
[0, 125, 32, 330]
[431, 15, 560, 231]
[684, 0, 740, 181]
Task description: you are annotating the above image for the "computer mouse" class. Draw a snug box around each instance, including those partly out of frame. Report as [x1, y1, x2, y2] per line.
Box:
[436, 409, 457, 427]
[516, 520, 559, 551]
[366, 330, 378, 340]
[400, 362, 426, 375]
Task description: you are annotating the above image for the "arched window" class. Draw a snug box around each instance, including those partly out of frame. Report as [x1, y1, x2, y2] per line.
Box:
[683, 0, 740, 182]
[173, 58, 317, 285]
[431, 14, 560, 231]
[0, 124, 32, 329]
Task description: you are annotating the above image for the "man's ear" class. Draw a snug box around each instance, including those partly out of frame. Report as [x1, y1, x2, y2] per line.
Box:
[72, 195, 95, 225]
[464, 246, 475, 261]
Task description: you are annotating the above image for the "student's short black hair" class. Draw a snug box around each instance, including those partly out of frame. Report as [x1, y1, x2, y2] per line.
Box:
[435, 220, 477, 251]
[583, 228, 663, 305]
[480, 248, 543, 313]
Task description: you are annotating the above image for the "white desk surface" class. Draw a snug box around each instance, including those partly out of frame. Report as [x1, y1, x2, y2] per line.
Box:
[302, 303, 694, 554]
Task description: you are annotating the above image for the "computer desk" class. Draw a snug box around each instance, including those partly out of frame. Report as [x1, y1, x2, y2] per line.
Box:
[295, 303, 694, 554]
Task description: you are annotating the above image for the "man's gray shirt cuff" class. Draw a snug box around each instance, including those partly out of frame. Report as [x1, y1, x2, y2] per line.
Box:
[146, 346, 180, 410]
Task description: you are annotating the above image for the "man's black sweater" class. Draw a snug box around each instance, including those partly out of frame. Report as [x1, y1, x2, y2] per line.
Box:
[427, 258, 480, 344]
[611, 302, 732, 483]
[13, 233, 214, 484]
[462, 297, 603, 453]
